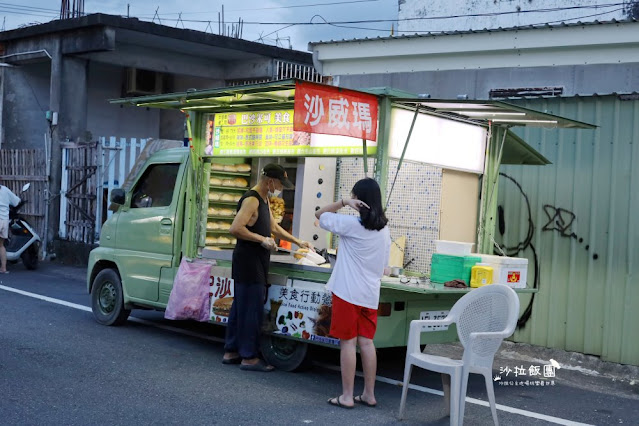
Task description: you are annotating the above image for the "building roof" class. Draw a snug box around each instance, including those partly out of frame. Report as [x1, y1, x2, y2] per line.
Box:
[1, 13, 311, 64]
[309, 17, 639, 46]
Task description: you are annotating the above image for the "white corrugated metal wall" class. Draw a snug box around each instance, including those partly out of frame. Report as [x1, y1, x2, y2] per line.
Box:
[500, 96, 638, 365]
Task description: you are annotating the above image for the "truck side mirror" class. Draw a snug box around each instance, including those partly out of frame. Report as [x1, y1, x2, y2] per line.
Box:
[110, 188, 126, 205]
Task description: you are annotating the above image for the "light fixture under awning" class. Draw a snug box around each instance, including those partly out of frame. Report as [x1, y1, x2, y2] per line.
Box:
[389, 99, 596, 129]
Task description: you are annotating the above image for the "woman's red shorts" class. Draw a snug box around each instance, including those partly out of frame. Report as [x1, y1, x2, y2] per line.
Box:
[329, 294, 378, 340]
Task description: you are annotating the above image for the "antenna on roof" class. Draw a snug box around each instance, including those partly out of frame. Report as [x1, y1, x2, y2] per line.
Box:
[176, 12, 185, 28]
[152, 7, 162, 25]
[1, 17, 5, 32]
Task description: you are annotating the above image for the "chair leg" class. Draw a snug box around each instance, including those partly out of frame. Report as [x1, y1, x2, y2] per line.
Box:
[484, 372, 499, 426]
[442, 374, 451, 416]
[448, 373, 461, 426]
[398, 363, 413, 419]
[457, 369, 470, 425]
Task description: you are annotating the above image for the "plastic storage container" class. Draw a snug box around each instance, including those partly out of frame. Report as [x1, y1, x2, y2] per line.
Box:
[470, 263, 494, 288]
[434, 240, 475, 256]
[479, 254, 528, 288]
[430, 254, 481, 284]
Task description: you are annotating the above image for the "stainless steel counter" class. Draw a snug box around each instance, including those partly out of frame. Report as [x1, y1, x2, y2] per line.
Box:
[200, 248, 334, 275]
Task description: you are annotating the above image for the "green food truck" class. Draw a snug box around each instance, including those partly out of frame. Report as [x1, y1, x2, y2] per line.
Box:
[87, 79, 593, 371]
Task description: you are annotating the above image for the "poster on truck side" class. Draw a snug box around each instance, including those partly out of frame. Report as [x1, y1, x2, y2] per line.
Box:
[209, 275, 339, 346]
[264, 284, 339, 346]
[210, 276, 234, 323]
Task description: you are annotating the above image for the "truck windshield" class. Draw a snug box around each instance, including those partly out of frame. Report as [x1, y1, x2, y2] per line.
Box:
[131, 163, 180, 208]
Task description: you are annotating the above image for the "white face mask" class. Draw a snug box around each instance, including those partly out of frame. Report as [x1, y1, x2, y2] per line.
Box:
[268, 180, 282, 198]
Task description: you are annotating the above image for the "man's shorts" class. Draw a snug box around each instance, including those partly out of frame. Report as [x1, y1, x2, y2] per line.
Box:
[329, 293, 378, 340]
[0, 219, 8, 239]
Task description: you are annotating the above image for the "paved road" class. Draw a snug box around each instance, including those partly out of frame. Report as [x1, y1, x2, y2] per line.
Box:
[1, 262, 637, 425]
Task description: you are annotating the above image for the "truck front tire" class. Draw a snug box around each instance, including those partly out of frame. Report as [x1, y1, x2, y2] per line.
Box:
[260, 334, 311, 372]
[91, 268, 131, 326]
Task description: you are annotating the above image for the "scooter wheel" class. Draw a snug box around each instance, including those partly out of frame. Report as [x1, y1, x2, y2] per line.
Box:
[21, 244, 39, 270]
[91, 268, 130, 326]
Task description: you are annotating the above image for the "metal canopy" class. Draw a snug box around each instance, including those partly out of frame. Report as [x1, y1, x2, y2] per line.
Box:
[112, 80, 592, 166]
[111, 79, 298, 112]
[113, 80, 595, 129]
[391, 98, 596, 129]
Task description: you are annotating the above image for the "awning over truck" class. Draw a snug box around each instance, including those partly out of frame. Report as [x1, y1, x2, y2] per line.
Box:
[111, 79, 595, 166]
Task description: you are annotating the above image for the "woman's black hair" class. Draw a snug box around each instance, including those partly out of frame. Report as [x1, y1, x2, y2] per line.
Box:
[351, 177, 388, 231]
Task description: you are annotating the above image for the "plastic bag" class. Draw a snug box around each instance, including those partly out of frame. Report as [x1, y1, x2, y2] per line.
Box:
[165, 258, 214, 322]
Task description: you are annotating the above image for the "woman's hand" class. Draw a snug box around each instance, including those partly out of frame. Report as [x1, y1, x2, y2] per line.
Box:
[344, 198, 369, 211]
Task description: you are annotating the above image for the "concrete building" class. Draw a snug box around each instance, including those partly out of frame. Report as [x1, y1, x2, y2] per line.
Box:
[398, 0, 637, 33]
[0, 13, 315, 249]
[309, 19, 639, 366]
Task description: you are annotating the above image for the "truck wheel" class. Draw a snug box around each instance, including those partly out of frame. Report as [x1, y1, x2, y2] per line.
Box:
[21, 244, 39, 270]
[260, 334, 311, 372]
[91, 269, 130, 326]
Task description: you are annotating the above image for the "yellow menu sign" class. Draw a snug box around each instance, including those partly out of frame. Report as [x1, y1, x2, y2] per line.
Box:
[208, 109, 376, 157]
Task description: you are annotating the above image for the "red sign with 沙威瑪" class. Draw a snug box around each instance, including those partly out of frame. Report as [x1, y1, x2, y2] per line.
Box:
[293, 81, 378, 141]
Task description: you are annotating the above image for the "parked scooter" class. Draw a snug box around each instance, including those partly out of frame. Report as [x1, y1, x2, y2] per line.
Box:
[5, 183, 40, 270]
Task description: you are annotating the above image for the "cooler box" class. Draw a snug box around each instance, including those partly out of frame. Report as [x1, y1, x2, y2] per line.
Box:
[431, 254, 481, 284]
[479, 254, 528, 288]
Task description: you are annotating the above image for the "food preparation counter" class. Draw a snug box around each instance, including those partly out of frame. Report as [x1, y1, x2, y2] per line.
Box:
[200, 248, 538, 294]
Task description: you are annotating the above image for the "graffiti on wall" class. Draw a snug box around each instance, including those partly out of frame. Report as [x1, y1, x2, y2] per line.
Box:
[542, 205, 599, 260]
[497, 173, 600, 328]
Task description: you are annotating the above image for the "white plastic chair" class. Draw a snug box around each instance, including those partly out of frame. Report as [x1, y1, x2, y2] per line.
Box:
[398, 284, 520, 425]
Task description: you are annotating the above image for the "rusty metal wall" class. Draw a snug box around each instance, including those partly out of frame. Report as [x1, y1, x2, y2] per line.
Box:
[498, 96, 638, 365]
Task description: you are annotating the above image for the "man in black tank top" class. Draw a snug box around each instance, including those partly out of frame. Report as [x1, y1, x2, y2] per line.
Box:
[222, 164, 312, 371]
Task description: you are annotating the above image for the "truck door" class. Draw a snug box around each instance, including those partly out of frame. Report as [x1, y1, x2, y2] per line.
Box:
[116, 162, 182, 302]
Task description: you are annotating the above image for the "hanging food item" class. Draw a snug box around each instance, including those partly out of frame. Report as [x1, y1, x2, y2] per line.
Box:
[269, 196, 285, 223]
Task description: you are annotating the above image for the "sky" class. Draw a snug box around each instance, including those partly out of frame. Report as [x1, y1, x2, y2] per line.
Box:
[2, 0, 399, 51]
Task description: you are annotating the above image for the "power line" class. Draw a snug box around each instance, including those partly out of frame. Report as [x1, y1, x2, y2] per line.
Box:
[0, 9, 58, 19]
[132, 2, 627, 26]
[0, 2, 59, 13]
[136, 0, 382, 17]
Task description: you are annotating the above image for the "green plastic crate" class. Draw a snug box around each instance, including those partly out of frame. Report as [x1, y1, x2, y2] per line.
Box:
[430, 254, 481, 284]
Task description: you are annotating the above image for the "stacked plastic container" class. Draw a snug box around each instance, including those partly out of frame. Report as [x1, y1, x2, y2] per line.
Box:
[430, 241, 480, 285]
[430, 241, 528, 288]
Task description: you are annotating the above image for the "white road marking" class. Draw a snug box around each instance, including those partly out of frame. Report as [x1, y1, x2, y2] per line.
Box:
[316, 362, 593, 425]
[1, 284, 593, 426]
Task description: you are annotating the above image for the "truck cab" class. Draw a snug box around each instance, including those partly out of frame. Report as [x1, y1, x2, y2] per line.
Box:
[87, 148, 189, 325]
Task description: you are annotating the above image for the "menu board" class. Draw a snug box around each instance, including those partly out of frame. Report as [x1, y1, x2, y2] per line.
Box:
[204, 110, 376, 157]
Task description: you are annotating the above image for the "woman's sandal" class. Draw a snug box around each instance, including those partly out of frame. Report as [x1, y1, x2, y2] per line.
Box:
[354, 395, 377, 408]
[327, 396, 354, 409]
[221, 357, 241, 365]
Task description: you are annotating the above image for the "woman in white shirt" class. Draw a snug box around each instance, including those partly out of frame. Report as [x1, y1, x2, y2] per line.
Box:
[315, 178, 390, 409]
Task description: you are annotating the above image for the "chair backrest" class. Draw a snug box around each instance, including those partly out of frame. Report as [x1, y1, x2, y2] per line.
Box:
[449, 285, 520, 361]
